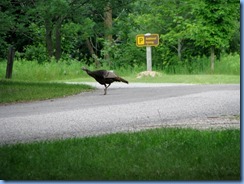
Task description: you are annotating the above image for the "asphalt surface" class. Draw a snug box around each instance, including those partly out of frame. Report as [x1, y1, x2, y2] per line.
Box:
[0, 83, 240, 145]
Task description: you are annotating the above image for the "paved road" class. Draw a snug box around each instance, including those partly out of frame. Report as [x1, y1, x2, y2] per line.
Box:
[0, 83, 240, 145]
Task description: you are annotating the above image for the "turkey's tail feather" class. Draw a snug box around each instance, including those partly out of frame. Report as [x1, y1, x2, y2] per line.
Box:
[116, 77, 129, 84]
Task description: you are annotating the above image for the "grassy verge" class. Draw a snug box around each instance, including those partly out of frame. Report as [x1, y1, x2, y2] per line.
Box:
[129, 74, 240, 84]
[0, 128, 240, 180]
[64, 74, 240, 84]
[0, 80, 94, 104]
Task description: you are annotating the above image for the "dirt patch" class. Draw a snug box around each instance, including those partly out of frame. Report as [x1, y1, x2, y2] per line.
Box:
[132, 115, 240, 131]
[136, 71, 162, 79]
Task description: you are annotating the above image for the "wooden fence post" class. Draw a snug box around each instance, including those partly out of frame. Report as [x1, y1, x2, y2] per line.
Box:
[5, 46, 15, 79]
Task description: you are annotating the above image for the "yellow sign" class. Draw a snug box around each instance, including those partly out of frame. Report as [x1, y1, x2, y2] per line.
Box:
[136, 34, 159, 47]
[136, 35, 145, 46]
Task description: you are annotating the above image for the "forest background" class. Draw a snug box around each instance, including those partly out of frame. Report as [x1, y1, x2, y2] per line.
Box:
[0, 0, 240, 77]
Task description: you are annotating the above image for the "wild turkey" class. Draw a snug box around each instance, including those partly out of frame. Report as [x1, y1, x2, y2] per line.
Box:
[81, 67, 129, 95]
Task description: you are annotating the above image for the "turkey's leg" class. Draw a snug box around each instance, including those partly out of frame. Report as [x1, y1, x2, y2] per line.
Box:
[104, 84, 107, 95]
[104, 84, 111, 95]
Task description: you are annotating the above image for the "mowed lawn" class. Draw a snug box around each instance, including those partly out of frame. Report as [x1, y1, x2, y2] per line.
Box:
[0, 80, 93, 104]
[0, 128, 240, 180]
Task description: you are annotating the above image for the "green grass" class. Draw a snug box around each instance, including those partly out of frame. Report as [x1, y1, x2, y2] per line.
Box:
[0, 59, 85, 82]
[0, 80, 94, 104]
[65, 74, 240, 84]
[0, 54, 240, 83]
[0, 128, 240, 180]
[131, 74, 240, 84]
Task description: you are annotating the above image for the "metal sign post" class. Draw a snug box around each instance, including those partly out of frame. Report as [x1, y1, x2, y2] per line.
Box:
[136, 33, 159, 71]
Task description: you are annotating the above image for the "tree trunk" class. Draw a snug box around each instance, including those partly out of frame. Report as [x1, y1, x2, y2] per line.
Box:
[86, 38, 100, 68]
[55, 18, 62, 61]
[104, 4, 113, 42]
[104, 3, 113, 64]
[210, 46, 215, 73]
[5, 46, 15, 79]
[45, 19, 53, 59]
[177, 38, 182, 61]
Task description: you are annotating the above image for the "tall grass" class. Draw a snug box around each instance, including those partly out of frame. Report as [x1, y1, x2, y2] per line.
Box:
[215, 53, 240, 75]
[0, 54, 240, 82]
[0, 59, 85, 82]
[162, 53, 240, 75]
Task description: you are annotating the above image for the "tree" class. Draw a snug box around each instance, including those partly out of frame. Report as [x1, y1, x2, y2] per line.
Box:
[0, 0, 35, 59]
[0, 0, 14, 58]
[103, 2, 113, 63]
[28, 0, 92, 61]
[0, 0, 239, 74]
[31, 0, 69, 61]
[86, 0, 134, 67]
[192, 0, 239, 72]
[158, 0, 197, 62]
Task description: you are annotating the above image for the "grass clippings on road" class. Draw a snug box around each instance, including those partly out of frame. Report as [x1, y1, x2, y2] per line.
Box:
[0, 128, 240, 180]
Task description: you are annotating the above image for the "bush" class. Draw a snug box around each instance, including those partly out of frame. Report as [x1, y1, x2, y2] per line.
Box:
[21, 44, 48, 63]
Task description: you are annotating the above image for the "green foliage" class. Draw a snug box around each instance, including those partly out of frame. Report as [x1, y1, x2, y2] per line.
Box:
[20, 44, 48, 63]
[193, 0, 239, 49]
[101, 40, 145, 70]
[0, 128, 240, 180]
[0, 0, 240, 72]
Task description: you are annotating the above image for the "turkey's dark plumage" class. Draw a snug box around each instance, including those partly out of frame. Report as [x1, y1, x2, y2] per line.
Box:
[82, 67, 128, 95]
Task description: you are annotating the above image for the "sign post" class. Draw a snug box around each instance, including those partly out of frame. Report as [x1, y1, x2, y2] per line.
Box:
[145, 33, 152, 71]
[146, 47, 152, 71]
[136, 33, 159, 71]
